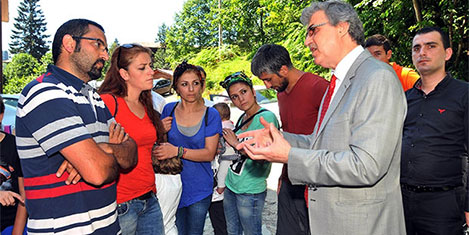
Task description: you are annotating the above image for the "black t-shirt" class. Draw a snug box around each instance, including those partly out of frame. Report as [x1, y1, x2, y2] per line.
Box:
[0, 131, 23, 231]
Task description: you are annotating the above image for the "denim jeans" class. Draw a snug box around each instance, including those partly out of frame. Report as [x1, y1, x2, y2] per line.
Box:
[175, 195, 211, 235]
[117, 192, 164, 235]
[223, 188, 266, 235]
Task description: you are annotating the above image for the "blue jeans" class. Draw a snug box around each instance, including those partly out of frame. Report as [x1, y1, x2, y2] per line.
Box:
[223, 188, 266, 235]
[117, 192, 164, 235]
[175, 195, 211, 235]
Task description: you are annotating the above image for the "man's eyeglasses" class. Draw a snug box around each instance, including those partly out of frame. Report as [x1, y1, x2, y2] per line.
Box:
[220, 71, 252, 89]
[117, 44, 137, 69]
[72, 36, 108, 54]
[306, 22, 327, 38]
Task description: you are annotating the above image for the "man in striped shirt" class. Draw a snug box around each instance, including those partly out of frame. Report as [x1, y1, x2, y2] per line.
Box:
[15, 19, 137, 234]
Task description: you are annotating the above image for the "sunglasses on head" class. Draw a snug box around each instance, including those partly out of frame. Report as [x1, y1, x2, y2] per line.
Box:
[220, 71, 252, 89]
[117, 44, 137, 69]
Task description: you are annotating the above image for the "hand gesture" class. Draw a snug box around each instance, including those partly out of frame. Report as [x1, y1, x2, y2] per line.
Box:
[237, 116, 290, 163]
[0, 190, 24, 206]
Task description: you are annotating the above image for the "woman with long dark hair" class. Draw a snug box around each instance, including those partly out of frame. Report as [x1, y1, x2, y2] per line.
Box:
[154, 62, 222, 235]
[98, 44, 164, 235]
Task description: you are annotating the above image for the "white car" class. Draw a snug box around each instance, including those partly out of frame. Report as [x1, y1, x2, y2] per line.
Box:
[1, 94, 19, 133]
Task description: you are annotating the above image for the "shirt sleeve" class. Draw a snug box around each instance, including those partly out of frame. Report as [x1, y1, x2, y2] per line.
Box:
[205, 107, 222, 137]
[16, 84, 92, 156]
[161, 102, 176, 119]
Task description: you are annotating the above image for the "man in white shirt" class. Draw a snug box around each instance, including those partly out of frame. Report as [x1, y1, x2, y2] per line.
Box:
[236, 1, 407, 234]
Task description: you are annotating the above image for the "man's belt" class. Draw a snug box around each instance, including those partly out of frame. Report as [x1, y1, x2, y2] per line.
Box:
[401, 183, 458, 193]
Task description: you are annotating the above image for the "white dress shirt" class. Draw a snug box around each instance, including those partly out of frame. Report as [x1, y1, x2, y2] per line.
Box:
[330, 46, 364, 102]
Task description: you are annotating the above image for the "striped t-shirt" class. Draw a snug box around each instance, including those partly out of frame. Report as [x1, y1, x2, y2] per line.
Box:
[15, 65, 120, 234]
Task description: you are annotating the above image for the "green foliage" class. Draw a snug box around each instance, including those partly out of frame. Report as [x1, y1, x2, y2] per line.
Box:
[3, 53, 40, 81]
[162, 0, 467, 86]
[9, 0, 49, 60]
[101, 39, 119, 79]
[156, 24, 168, 46]
[3, 75, 36, 94]
[189, 46, 238, 68]
[165, 0, 218, 64]
[153, 49, 171, 70]
[194, 56, 258, 95]
[35, 51, 53, 75]
[355, 0, 468, 80]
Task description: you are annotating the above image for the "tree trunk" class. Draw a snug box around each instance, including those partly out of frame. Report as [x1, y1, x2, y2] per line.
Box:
[218, 0, 222, 49]
[412, 0, 422, 22]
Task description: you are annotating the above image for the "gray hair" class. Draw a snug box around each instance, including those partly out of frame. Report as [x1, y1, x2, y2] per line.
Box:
[251, 44, 293, 77]
[300, 0, 364, 45]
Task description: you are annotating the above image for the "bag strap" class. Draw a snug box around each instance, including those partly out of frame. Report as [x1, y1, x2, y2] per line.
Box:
[204, 107, 209, 127]
[109, 94, 118, 118]
[234, 109, 268, 133]
[170, 102, 210, 127]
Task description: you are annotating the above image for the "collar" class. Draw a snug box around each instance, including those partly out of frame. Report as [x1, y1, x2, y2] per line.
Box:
[414, 72, 452, 94]
[47, 64, 86, 91]
[332, 45, 364, 81]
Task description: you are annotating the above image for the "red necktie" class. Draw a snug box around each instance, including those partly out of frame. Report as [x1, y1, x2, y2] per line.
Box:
[317, 74, 337, 130]
[305, 75, 337, 207]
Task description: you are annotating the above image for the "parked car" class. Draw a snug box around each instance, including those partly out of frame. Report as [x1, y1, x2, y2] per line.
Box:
[210, 86, 280, 125]
[1, 94, 19, 133]
[152, 78, 173, 96]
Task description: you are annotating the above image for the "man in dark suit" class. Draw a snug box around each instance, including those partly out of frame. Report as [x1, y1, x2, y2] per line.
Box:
[237, 1, 407, 234]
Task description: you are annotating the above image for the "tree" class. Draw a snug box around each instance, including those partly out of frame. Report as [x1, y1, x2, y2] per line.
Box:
[35, 51, 53, 75]
[156, 24, 168, 47]
[165, 0, 219, 64]
[2, 53, 41, 94]
[3, 53, 40, 82]
[100, 39, 120, 79]
[154, 24, 171, 69]
[164, 0, 467, 85]
[354, 0, 468, 81]
[9, 0, 49, 60]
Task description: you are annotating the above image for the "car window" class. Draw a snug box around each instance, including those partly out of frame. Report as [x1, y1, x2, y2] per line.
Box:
[3, 98, 18, 107]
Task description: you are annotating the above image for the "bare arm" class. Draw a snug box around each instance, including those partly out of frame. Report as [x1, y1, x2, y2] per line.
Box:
[98, 138, 137, 170]
[155, 134, 219, 162]
[60, 138, 119, 187]
[103, 122, 137, 170]
[56, 123, 137, 183]
[12, 177, 27, 235]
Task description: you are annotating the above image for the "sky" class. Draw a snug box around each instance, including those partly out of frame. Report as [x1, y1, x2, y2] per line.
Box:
[1, 0, 186, 50]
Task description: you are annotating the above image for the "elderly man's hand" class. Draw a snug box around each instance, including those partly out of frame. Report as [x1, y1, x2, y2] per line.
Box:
[236, 117, 290, 163]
